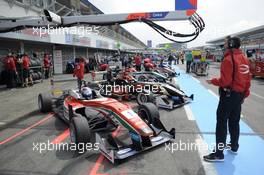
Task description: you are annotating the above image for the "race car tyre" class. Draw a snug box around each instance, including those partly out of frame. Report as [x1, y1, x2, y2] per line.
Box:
[38, 93, 53, 112]
[138, 103, 160, 126]
[136, 93, 149, 105]
[70, 116, 91, 148]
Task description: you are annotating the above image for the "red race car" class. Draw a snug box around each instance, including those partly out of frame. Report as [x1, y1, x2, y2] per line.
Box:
[38, 81, 175, 163]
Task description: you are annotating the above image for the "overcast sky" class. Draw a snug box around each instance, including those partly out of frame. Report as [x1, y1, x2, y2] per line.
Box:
[88, 0, 264, 48]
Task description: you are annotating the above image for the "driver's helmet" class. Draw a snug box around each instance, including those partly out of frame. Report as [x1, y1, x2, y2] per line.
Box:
[81, 87, 93, 100]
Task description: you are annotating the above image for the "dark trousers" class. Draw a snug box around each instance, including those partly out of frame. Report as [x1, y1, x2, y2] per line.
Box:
[6, 70, 16, 88]
[136, 65, 141, 71]
[186, 61, 192, 73]
[215, 88, 245, 156]
[44, 68, 50, 79]
[77, 78, 82, 91]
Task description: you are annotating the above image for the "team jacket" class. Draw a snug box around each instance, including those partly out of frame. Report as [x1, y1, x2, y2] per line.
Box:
[44, 57, 51, 68]
[22, 56, 30, 69]
[211, 49, 251, 98]
[4, 56, 16, 71]
[134, 56, 142, 65]
[73, 62, 85, 79]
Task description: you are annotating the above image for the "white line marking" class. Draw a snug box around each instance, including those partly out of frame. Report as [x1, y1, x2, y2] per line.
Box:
[195, 135, 218, 175]
[192, 77, 200, 83]
[251, 92, 264, 100]
[184, 105, 195, 121]
[208, 89, 219, 99]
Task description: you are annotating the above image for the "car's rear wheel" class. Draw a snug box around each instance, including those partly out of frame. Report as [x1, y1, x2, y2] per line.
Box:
[38, 93, 53, 112]
[70, 116, 91, 148]
[138, 103, 160, 126]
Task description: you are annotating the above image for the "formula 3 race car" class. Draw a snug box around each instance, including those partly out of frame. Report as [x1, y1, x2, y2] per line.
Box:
[100, 75, 193, 110]
[38, 81, 175, 163]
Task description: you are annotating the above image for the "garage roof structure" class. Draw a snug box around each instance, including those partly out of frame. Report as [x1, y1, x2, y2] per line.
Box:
[207, 25, 264, 46]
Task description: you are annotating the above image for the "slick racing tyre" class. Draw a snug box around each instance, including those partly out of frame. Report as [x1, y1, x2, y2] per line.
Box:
[138, 103, 160, 126]
[38, 93, 53, 112]
[136, 93, 149, 105]
[70, 116, 91, 151]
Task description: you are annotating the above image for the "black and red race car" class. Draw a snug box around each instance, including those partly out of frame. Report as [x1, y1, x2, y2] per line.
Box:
[99, 71, 193, 109]
[38, 81, 175, 163]
[143, 58, 178, 78]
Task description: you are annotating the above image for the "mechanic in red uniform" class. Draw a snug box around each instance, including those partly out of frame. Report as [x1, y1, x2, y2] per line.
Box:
[4, 53, 17, 88]
[22, 53, 33, 87]
[43, 53, 51, 79]
[144, 58, 155, 71]
[204, 37, 251, 162]
[134, 54, 142, 71]
[73, 57, 85, 91]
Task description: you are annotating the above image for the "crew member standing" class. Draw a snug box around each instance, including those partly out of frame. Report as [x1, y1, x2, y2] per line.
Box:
[43, 53, 51, 79]
[73, 58, 85, 91]
[185, 51, 193, 73]
[134, 54, 142, 71]
[4, 53, 17, 88]
[204, 37, 251, 162]
[22, 53, 33, 87]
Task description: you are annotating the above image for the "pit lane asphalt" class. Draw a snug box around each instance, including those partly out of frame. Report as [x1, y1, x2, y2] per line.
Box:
[0, 63, 263, 175]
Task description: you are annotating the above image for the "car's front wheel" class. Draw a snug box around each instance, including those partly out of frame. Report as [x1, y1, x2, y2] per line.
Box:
[38, 93, 53, 112]
[70, 116, 91, 150]
[138, 103, 160, 126]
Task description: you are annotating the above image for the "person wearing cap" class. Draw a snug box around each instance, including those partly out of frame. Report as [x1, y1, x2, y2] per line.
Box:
[204, 36, 251, 162]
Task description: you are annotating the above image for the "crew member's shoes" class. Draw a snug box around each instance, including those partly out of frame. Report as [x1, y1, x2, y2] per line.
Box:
[226, 143, 238, 154]
[203, 153, 224, 162]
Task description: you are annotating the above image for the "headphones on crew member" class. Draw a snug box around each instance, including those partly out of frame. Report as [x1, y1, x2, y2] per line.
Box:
[227, 37, 235, 49]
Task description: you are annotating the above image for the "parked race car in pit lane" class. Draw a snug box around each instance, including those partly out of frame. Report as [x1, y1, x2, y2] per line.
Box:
[100, 74, 193, 110]
[103, 67, 169, 83]
[144, 59, 179, 78]
[38, 81, 175, 163]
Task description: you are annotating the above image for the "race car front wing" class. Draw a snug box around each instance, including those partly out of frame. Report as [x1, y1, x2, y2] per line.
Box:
[95, 126, 175, 163]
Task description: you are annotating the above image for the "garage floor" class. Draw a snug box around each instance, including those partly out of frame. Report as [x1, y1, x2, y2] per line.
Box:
[0, 62, 263, 175]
